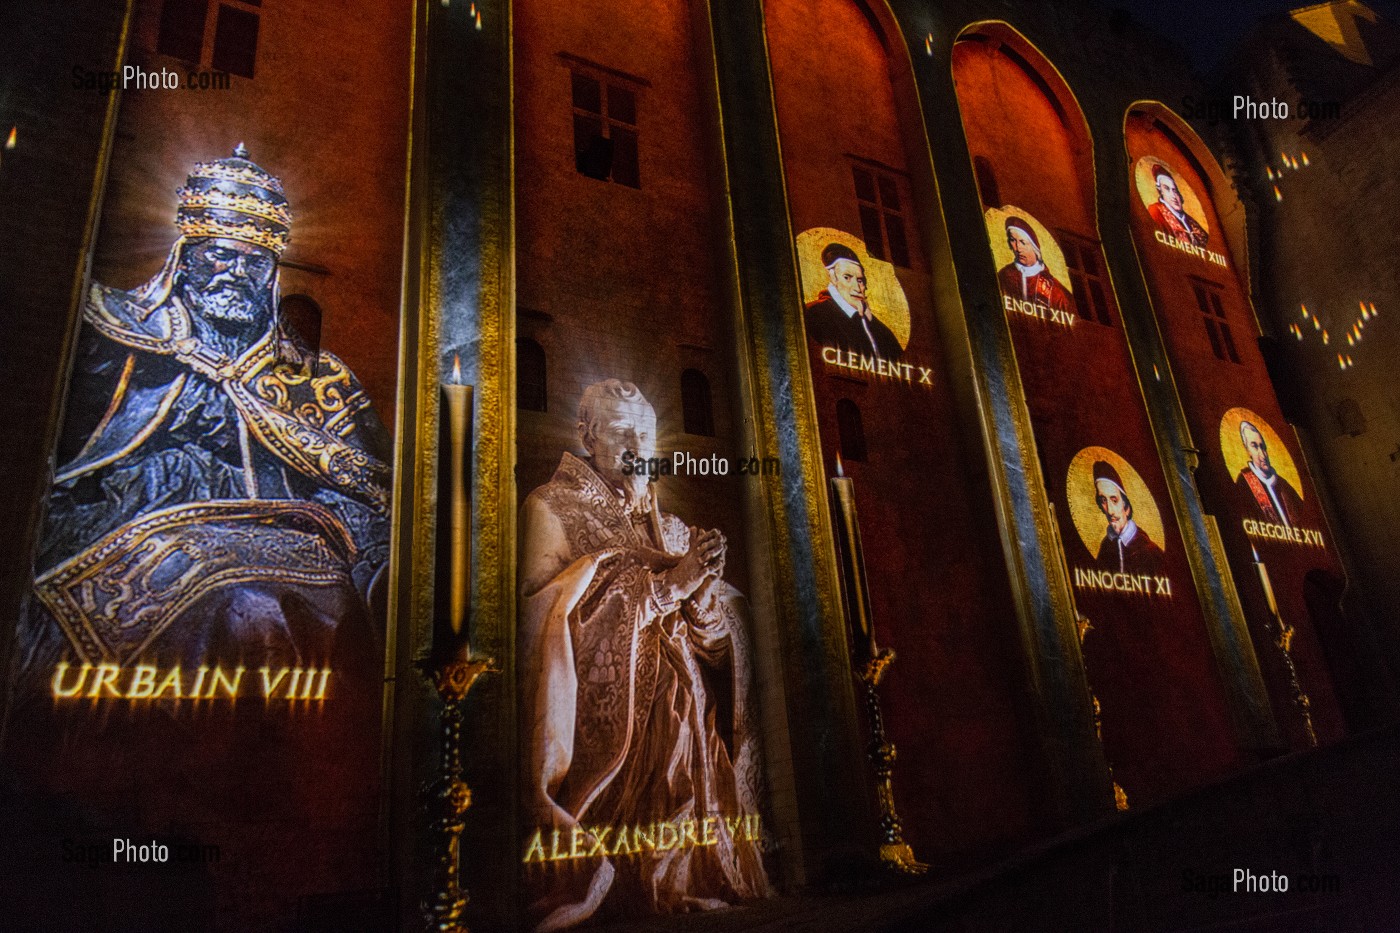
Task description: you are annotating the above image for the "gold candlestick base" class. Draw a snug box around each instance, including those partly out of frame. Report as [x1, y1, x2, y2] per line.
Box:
[419, 652, 498, 933]
[1077, 617, 1129, 812]
[858, 649, 928, 876]
[1268, 615, 1318, 747]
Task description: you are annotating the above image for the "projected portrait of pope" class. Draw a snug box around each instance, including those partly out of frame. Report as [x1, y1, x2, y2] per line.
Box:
[1090, 460, 1164, 576]
[996, 215, 1073, 318]
[23, 145, 390, 681]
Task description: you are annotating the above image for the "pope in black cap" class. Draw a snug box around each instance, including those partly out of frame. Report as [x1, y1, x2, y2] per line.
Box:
[1091, 459, 1164, 575]
[804, 242, 904, 362]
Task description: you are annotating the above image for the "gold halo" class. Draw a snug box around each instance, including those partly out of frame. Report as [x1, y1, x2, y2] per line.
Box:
[983, 206, 1072, 296]
[1134, 156, 1210, 236]
[1065, 446, 1166, 558]
[796, 227, 911, 350]
[1218, 408, 1303, 500]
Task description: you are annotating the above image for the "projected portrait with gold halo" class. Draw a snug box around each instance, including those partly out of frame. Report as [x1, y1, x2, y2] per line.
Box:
[1219, 408, 1306, 528]
[1135, 157, 1209, 248]
[1067, 447, 1166, 576]
[796, 227, 909, 361]
[983, 207, 1074, 325]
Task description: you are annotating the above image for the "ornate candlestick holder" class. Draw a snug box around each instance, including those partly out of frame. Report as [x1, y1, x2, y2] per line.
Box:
[1252, 548, 1317, 746]
[857, 649, 928, 875]
[830, 457, 926, 875]
[422, 366, 497, 931]
[419, 651, 498, 933]
[1077, 616, 1128, 812]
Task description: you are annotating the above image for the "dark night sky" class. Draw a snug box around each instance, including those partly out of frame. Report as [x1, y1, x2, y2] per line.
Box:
[1115, 0, 1400, 71]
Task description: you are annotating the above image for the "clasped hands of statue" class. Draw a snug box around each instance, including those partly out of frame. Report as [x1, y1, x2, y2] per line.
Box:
[654, 527, 728, 619]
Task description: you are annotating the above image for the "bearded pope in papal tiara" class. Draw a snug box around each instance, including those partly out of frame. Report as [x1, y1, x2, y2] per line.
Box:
[24, 144, 392, 675]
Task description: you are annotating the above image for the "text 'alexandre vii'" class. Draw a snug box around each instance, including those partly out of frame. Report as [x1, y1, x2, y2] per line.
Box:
[523, 814, 762, 864]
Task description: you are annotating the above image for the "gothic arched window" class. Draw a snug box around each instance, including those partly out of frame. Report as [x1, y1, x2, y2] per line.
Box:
[518, 338, 547, 412]
[681, 368, 714, 436]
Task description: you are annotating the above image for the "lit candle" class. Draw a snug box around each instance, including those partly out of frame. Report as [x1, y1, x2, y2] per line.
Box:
[830, 452, 878, 663]
[441, 355, 473, 655]
[1251, 545, 1279, 617]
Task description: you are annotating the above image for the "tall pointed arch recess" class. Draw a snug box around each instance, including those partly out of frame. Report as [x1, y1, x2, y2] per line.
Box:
[762, 0, 1047, 868]
[1124, 102, 1351, 746]
[952, 22, 1247, 807]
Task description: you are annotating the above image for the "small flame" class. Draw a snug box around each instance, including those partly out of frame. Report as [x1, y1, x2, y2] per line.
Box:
[1322, 329, 1329, 344]
[1266, 166, 1275, 180]
[1153, 364, 1161, 381]
[1301, 304, 1308, 319]
[475, 9, 482, 28]
[1370, 302, 1379, 317]
[1347, 355, 1354, 367]
[1313, 317, 1321, 331]
[470, 1, 476, 14]
[835, 451, 844, 477]
[1301, 152, 1310, 166]
[1347, 333, 1354, 346]
[451, 353, 462, 384]
[1251, 544, 1260, 562]
[925, 34, 933, 56]
[4, 126, 14, 150]
[1337, 353, 1346, 369]
[1273, 184, 1282, 201]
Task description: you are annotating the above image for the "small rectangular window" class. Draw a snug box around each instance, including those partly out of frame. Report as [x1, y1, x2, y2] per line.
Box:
[608, 86, 636, 126]
[611, 127, 639, 188]
[571, 72, 601, 114]
[212, 4, 259, 78]
[852, 167, 877, 203]
[157, 0, 208, 64]
[851, 164, 911, 267]
[569, 67, 641, 188]
[973, 156, 1001, 208]
[1192, 279, 1240, 363]
[1057, 231, 1114, 326]
[857, 204, 885, 261]
[158, 0, 259, 77]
